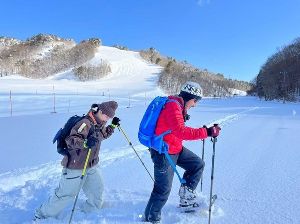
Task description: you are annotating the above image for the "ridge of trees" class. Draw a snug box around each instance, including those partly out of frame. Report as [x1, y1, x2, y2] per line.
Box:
[140, 47, 252, 96]
[255, 38, 300, 102]
[0, 34, 111, 81]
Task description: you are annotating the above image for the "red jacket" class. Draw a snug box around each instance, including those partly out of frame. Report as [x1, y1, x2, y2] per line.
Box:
[155, 96, 208, 154]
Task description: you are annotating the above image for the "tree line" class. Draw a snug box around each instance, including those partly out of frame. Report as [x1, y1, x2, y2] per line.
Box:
[255, 38, 300, 102]
[0, 34, 111, 81]
[140, 47, 252, 97]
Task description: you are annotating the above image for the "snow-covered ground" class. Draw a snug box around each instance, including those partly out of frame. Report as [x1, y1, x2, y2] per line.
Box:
[0, 47, 300, 224]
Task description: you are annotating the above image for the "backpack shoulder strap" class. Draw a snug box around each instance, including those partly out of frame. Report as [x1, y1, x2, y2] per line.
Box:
[166, 99, 183, 109]
[84, 116, 95, 138]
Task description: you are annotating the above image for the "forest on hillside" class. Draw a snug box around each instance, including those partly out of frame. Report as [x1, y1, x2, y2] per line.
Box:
[140, 48, 252, 97]
[0, 34, 251, 96]
[0, 34, 110, 80]
[255, 38, 300, 102]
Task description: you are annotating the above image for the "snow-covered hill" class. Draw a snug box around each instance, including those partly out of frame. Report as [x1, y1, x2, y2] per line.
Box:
[0, 46, 162, 97]
[228, 88, 247, 96]
[1, 47, 300, 224]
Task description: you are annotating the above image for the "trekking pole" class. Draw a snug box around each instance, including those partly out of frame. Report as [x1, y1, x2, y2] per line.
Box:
[200, 139, 205, 192]
[117, 125, 155, 182]
[69, 148, 92, 224]
[208, 137, 217, 224]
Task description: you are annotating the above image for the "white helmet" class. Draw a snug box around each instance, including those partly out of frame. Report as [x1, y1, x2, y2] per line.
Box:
[181, 81, 203, 98]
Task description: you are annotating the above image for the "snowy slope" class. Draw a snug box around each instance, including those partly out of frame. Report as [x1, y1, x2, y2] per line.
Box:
[228, 88, 247, 96]
[1, 48, 300, 224]
[0, 46, 162, 97]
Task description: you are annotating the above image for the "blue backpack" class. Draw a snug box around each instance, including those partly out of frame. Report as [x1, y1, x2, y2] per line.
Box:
[138, 96, 174, 154]
[138, 96, 186, 184]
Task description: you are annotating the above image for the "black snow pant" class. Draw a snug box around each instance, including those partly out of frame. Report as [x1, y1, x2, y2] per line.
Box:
[144, 146, 205, 222]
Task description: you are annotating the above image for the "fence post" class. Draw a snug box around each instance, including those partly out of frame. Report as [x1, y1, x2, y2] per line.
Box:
[68, 99, 71, 113]
[127, 94, 131, 108]
[52, 85, 56, 113]
[10, 90, 12, 116]
[52, 92, 57, 113]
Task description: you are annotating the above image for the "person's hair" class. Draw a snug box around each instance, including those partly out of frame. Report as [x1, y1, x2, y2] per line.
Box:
[179, 91, 201, 104]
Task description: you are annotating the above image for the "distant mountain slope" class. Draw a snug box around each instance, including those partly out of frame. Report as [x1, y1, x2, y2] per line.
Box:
[0, 34, 100, 79]
[0, 45, 162, 97]
[140, 48, 251, 97]
[0, 34, 249, 96]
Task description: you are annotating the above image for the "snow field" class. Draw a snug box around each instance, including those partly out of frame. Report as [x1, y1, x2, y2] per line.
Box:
[1, 46, 299, 224]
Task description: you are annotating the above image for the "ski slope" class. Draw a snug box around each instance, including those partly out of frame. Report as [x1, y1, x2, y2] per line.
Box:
[1, 47, 300, 224]
[0, 46, 163, 96]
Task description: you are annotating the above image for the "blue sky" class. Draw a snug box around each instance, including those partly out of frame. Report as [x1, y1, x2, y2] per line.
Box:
[1, 0, 300, 81]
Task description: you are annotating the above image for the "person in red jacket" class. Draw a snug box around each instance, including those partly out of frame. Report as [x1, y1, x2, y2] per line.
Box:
[144, 81, 221, 223]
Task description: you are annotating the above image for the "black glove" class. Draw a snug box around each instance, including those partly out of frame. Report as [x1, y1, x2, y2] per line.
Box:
[84, 136, 98, 149]
[111, 117, 121, 128]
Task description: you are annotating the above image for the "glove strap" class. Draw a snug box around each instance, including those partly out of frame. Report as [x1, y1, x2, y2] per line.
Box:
[111, 124, 118, 129]
[83, 139, 88, 149]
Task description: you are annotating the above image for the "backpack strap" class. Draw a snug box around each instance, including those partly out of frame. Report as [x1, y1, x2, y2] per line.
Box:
[155, 131, 186, 184]
[166, 99, 183, 109]
[88, 111, 97, 125]
[164, 153, 186, 184]
[167, 98, 187, 121]
[86, 116, 96, 138]
[158, 99, 187, 184]
[160, 98, 183, 138]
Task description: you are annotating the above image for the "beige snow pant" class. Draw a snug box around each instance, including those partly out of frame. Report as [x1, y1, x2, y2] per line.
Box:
[35, 165, 104, 219]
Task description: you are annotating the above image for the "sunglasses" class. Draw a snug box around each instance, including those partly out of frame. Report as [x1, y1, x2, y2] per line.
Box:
[194, 97, 202, 103]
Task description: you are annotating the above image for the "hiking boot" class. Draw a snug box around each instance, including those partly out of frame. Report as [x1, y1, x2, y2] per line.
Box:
[178, 184, 199, 207]
[142, 215, 161, 224]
